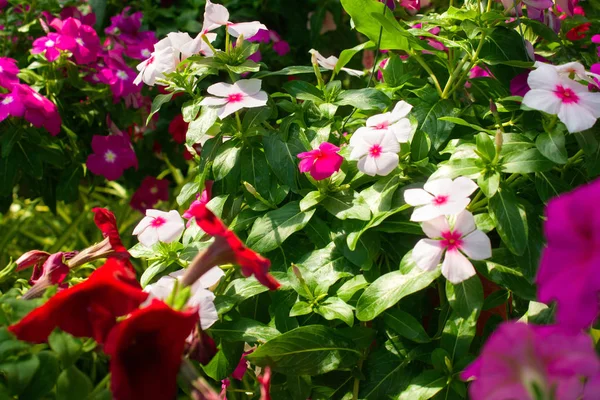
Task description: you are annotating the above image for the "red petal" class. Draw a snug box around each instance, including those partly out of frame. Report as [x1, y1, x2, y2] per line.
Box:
[92, 207, 129, 257]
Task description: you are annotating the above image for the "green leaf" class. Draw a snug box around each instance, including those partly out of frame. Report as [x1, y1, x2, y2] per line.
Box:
[411, 130, 430, 161]
[147, 93, 174, 124]
[474, 259, 536, 300]
[246, 325, 361, 375]
[322, 190, 371, 221]
[182, 98, 203, 122]
[335, 41, 375, 74]
[360, 174, 401, 214]
[263, 133, 305, 191]
[430, 158, 481, 180]
[242, 106, 272, 132]
[476, 132, 496, 161]
[501, 148, 555, 173]
[482, 289, 510, 311]
[488, 187, 528, 256]
[439, 117, 496, 135]
[441, 310, 477, 362]
[254, 66, 325, 78]
[223, 276, 270, 304]
[446, 276, 484, 319]
[535, 172, 569, 202]
[383, 309, 430, 343]
[0, 355, 40, 395]
[225, 59, 260, 74]
[287, 375, 312, 400]
[316, 297, 355, 327]
[299, 191, 326, 211]
[177, 180, 201, 206]
[56, 165, 83, 203]
[202, 341, 244, 381]
[56, 366, 92, 400]
[535, 130, 567, 165]
[247, 201, 315, 253]
[283, 81, 323, 102]
[359, 344, 416, 399]
[446, 6, 478, 20]
[398, 370, 446, 400]
[413, 98, 459, 150]
[210, 318, 281, 344]
[383, 53, 410, 87]
[480, 27, 530, 66]
[213, 140, 242, 180]
[19, 352, 59, 400]
[241, 147, 271, 197]
[48, 330, 82, 368]
[477, 172, 500, 198]
[356, 259, 440, 320]
[337, 275, 368, 302]
[140, 259, 168, 287]
[290, 301, 313, 317]
[335, 88, 391, 110]
[186, 106, 219, 146]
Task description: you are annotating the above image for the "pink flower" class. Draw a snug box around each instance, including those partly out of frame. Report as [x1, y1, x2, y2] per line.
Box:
[123, 31, 157, 60]
[469, 65, 491, 79]
[377, 58, 389, 82]
[273, 40, 290, 56]
[536, 179, 600, 332]
[11, 84, 61, 135]
[59, 6, 96, 26]
[0, 91, 25, 122]
[105, 7, 144, 44]
[99, 52, 142, 101]
[0, 57, 19, 89]
[231, 350, 254, 380]
[248, 29, 270, 43]
[248, 50, 262, 63]
[130, 176, 170, 213]
[168, 114, 188, 144]
[462, 322, 600, 400]
[297, 142, 343, 181]
[400, 0, 421, 14]
[51, 17, 100, 65]
[86, 135, 138, 181]
[183, 181, 213, 227]
[31, 33, 73, 62]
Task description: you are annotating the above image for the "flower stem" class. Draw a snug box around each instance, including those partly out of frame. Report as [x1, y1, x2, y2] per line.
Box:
[412, 52, 443, 97]
[89, 374, 111, 398]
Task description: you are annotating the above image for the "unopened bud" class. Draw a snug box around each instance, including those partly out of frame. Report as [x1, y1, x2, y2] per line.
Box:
[489, 99, 498, 114]
[495, 130, 503, 153]
[16, 250, 50, 271]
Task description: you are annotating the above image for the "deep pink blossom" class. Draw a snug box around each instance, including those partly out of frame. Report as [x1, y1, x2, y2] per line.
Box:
[248, 50, 262, 63]
[462, 322, 600, 400]
[86, 135, 138, 181]
[248, 29, 271, 43]
[168, 114, 188, 144]
[9, 84, 61, 135]
[183, 181, 213, 226]
[0, 57, 19, 89]
[31, 32, 74, 62]
[0, 91, 25, 122]
[297, 142, 343, 181]
[273, 40, 290, 56]
[59, 6, 96, 26]
[105, 7, 144, 44]
[0, 0, 7, 9]
[99, 52, 142, 101]
[51, 17, 100, 65]
[130, 177, 170, 212]
[123, 31, 157, 60]
[536, 179, 600, 331]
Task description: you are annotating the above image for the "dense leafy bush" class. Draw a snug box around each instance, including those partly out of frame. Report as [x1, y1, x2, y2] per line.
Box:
[2, 0, 600, 399]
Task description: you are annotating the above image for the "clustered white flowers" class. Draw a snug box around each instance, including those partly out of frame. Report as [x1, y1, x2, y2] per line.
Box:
[404, 177, 492, 284]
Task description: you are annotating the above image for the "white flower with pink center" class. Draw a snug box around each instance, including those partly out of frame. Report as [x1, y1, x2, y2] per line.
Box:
[201, 0, 266, 38]
[404, 177, 478, 222]
[412, 210, 491, 284]
[351, 101, 415, 144]
[522, 62, 600, 133]
[133, 210, 185, 247]
[309, 49, 364, 77]
[200, 79, 268, 119]
[133, 46, 177, 86]
[348, 130, 400, 176]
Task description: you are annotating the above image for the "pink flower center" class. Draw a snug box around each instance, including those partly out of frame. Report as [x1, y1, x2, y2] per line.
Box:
[374, 122, 389, 130]
[440, 230, 463, 251]
[227, 93, 244, 103]
[433, 195, 449, 206]
[104, 150, 117, 163]
[151, 216, 166, 227]
[369, 144, 383, 158]
[554, 85, 579, 104]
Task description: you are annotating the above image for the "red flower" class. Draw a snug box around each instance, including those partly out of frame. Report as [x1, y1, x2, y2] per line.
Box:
[184, 204, 279, 290]
[104, 300, 198, 400]
[9, 258, 147, 344]
[566, 22, 591, 41]
[258, 367, 272, 400]
[168, 114, 188, 144]
[130, 176, 170, 213]
[92, 207, 129, 257]
[15, 250, 51, 271]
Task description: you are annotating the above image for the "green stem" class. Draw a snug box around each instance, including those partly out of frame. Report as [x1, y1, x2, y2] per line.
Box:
[89, 374, 110, 398]
[412, 52, 443, 97]
[437, 279, 447, 307]
[235, 111, 243, 132]
[446, 32, 487, 98]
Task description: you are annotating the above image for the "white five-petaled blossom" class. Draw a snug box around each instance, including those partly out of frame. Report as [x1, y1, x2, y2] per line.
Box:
[145, 267, 224, 330]
[200, 79, 268, 119]
[522, 62, 600, 133]
[550, 61, 600, 84]
[404, 177, 478, 222]
[412, 210, 491, 284]
[309, 49, 364, 77]
[351, 101, 415, 144]
[133, 46, 176, 86]
[349, 130, 400, 176]
[202, 0, 267, 38]
[132, 209, 185, 247]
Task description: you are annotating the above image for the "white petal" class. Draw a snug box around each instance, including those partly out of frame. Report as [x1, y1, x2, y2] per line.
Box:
[146, 209, 166, 218]
[391, 101, 413, 119]
[203, 0, 230, 31]
[450, 177, 478, 198]
[412, 239, 444, 271]
[390, 119, 413, 143]
[437, 197, 470, 217]
[379, 130, 401, 153]
[410, 204, 443, 222]
[460, 230, 492, 260]
[145, 276, 176, 299]
[555, 62, 588, 81]
[404, 188, 434, 206]
[156, 211, 185, 243]
[421, 215, 450, 238]
[528, 63, 560, 91]
[234, 79, 263, 95]
[349, 142, 368, 160]
[424, 178, 453, 197]
[557, 103, 597, 134]
[358, 155, 377, 176]
[207, 82, 235, 97]
[190, 289, 219, 330]
[218, 101, 246, 119]
[133, 216, 153, 235]
[441, 250, 476, 284]
[578, 92, 600, 119]
[200, 96, 228, 106]
[366, 112, 392, 128]
[197, 267, 225, 288]
[522, 89, 562, 115]
[153, 37, 173, 52]
[453, 210, 476, 236]
[228, 21, 268, 38]
[240, 91, 268, 108]
[167, 32, 193, 53]
[137, 226, 159, 247]
[341, 67, 365, 77]
[349, 127, 373, 146]
[374, 152, 399, 176]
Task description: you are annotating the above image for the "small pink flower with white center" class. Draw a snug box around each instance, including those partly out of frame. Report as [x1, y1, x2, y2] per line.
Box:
[200, 79, 268, 119]
[522, 62, 600, 133]
[404, 177, 478, 222]
[309, 49, 364, 77]
[133, 210, 185, 247]
[413, 210, 491, 284]
[348, 130, 400, 176]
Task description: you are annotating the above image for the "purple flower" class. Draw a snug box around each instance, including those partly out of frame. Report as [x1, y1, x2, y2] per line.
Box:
[99, 52, 142, 101]
[59, 6, 96, 26]
[123, 31, 157, 60]
[247, 29, 270, 43]
[51, 17, 100, 65]
[0, 57, 19, 89]
[130, 177, 170, 213]
[105, 7, 144, 44]
[273, 40, 290, 56]
[462, 322, 600, 400]
[380, 0, 397, 9]
[86, 135, 137, 181]
[536, 179, 600, 332]
[247, 50, 262, 63]
[8, 84, 61, 135]
[31, 32, 74, 62]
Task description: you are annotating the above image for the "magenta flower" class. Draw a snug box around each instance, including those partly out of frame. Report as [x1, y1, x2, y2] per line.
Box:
[273, 40, 290, 56]
[297, 142, 343, 181]
[123, 31, 157, 60]
[462, 322, 600, 400]
[86, 135, 138, 181]
[183, 181, 213, 226]
[0, 91, 25, 122]
[130, 177, 170, 213]
[248, 29, 271, 43]
[536, 179, 600, 332]
[59, 6, 96, 26]
[99, 53, 142, 101]
[31, 33, 73, 62]
[51, 17, 100, 65]
[248, 50, 262, 63]
[0, 57, 19, 89]
[11, 84, 61, 135]
[105, 7, 144, 44]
